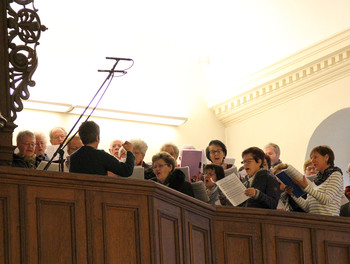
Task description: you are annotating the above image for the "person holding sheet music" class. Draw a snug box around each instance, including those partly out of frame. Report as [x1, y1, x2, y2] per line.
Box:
[151, 151, 194, 197]
[130, 138, 153, 179]
[206, 140, 233, 170]
[240, 147, 280, 209]
[287, 145, 343, 216]
[272, 163, 305, 212]
[34, 132, 50, 162]
[303, 158, 318, 182]
[203, 164, 226, 205]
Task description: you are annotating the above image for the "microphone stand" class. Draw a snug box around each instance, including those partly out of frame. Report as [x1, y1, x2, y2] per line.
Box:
[43, 57, 134, 171]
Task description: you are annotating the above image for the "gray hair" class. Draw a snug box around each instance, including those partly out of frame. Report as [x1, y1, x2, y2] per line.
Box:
[16, 130, 35, 146]
[129, 138, 148, 155]
[49, 127, 67, 140]
[160, 142, 179, 159]
[34, 131, 47, 144]
[265, 142, 280, 154]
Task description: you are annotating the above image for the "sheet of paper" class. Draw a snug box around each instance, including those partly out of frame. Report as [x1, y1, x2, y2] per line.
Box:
[215, 173, 248, 206]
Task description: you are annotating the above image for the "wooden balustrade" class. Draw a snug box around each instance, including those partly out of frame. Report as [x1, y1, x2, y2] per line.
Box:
[0, 166, 349, 263]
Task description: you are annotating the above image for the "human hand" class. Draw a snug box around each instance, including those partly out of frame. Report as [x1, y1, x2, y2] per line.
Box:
[122, 141, 133, 152]
[244, 188, 256, 197]
[291, 175, 308, 189]
[285, 186, 294, 195]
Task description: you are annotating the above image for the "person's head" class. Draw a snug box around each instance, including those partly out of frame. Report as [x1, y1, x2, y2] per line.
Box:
[264, 143, 280, 166]
[271, 163, 288, 175]
[67, 135, 83, 155]
[241, 147, 265, 177]
[303, 158, 318, 177]
[271, 163, 288, 191]
[49, 127, 67, 145]
[109, 139, 123, 158]
[310, 145, 335, 173]
[152, 151, 175, 183]
[206, 140, 227, 165]
[203, 164, 225, 189]
[16, 130, 36, 158]
[160, 143, 180, 162]
[263, 154, 271, 170]
[78, 121, 100, 145]
[34, 132, 47, 156]
[130, 139, 148, 165]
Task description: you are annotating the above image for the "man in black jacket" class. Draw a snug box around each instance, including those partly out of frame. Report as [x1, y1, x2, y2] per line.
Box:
[69, 121, 135, 177]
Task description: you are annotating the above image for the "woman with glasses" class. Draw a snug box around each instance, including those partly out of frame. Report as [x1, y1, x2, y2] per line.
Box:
[205, 140, 233, 170]
[151, 151, 194, 197]
[288, 145, 343, 216]
[12, 130, 41, 168]
[240, 147, 280, 209]
[303, 158, 318, 182]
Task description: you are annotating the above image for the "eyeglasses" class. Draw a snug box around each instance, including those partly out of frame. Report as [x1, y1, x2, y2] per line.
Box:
[21, 142, 35, 147]
[241, 158, 255, 165]
[152, 164, 169, 170]
[209, 150, 223, 155]
[204, 172, 216, 177]
[53, 135, 65, 140]
[306, 166, 316, 172]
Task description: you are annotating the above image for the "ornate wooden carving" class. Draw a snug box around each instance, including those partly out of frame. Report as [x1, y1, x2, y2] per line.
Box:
[0, 0, 46, 165]
[7, 0, 47, 121]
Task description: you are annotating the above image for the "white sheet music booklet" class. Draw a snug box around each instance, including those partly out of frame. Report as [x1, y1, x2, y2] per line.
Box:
[214, 172, 249, 206]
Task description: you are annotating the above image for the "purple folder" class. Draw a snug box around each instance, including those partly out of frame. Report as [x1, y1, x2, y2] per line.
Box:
[180, 149, 203, 181]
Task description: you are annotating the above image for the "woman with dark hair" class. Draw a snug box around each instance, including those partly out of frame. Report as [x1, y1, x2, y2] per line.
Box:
[151, 151, 194, 197]
[203, 164, 226, 205]
[263, 154, 271, 170]
[289, 145, 343, 216]
[240, 147, 280, 209]
[206, 140, 232, 170]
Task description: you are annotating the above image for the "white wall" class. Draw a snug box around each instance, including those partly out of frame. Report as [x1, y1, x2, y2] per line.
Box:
[13, 92, 225, 164]
[225, 75, 350, 187]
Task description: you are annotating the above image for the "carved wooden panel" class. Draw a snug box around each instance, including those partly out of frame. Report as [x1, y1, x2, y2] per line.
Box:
[184, 210, 212, 264]
[315, 229, 350, 264]
[224, 232, 255, 264]
[214, 220, 263, 264]
[262, 224, 312, 264]
[86, 191, 150, 264]
[22, 185, 87, 264]
[0, 183, 20, 264]
[153, 198, 183, 264]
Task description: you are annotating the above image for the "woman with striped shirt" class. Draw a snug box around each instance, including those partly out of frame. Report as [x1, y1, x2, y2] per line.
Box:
[288, 145, 343, 216]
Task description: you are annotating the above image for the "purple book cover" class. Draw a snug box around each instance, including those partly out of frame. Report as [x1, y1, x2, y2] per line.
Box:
[180, 149, 203, 180]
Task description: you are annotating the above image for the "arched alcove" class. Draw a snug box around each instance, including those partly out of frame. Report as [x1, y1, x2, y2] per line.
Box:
[306, 108, 350, 187]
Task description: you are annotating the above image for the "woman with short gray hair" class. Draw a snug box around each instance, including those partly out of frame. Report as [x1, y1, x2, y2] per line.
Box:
[12, 130, 39, 168]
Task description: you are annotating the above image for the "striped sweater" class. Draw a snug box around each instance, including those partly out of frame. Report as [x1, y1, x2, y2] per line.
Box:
[292, 171, 343, 216]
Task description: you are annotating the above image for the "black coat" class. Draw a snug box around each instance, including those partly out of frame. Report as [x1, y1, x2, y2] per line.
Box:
[151, 169, 194, 197]
[244, 169, 280, 209]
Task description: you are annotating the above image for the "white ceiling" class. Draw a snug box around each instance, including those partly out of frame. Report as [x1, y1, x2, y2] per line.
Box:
[27, 0, 350, 115]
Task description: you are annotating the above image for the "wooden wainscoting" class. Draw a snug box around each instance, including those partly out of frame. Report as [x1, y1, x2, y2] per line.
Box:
[0, 166, 349, 264]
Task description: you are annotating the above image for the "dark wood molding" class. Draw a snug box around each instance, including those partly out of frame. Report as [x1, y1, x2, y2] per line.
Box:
[1, 167, 349, 263]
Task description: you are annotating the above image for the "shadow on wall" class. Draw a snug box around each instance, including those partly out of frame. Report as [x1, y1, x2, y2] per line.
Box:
[306, 108, 350, 187]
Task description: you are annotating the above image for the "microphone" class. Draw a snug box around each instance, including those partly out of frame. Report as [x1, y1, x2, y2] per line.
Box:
[106, 57, 133, 61]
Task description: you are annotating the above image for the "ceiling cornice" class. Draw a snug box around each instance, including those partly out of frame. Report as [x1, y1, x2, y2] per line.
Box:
[210, 28, 350, 126]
